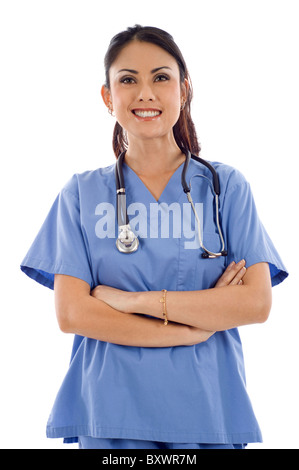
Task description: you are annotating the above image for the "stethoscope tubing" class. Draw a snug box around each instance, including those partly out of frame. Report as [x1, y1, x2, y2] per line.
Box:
[115, 149, 227, 258]
[181, 150, 221, 196]
[115, 151, 129, 226]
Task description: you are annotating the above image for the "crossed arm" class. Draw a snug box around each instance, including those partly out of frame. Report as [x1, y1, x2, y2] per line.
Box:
[54, 260, 272, 348]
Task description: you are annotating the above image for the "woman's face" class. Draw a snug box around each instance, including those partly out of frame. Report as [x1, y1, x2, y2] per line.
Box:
[102, 41, 187, 144]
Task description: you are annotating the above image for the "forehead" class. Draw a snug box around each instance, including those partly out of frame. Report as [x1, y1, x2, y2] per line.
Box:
[110, 41, 180, 74]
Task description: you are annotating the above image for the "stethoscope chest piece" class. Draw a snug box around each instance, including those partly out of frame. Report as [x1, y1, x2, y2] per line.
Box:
[116, 224, 139, 253]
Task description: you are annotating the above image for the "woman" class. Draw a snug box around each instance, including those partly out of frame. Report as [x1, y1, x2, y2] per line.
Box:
[21, 25, 288, 449]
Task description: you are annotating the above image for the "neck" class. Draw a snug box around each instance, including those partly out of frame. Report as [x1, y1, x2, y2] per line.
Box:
[125, 133, 185, 176]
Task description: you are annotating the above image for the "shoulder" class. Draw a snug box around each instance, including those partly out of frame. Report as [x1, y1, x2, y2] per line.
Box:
[189, 157, 249, 195]
[208, 161, 250, 197]
[61, 163, 115, 198]
[211, 161, 247, 188]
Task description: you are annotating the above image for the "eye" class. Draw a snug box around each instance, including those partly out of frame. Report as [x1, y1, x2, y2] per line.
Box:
[120, 76, 136, 84]
[154, 74, 170, 82]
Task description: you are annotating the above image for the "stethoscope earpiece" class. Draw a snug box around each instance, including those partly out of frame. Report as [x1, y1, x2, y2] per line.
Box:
[202, 250, 227, 259]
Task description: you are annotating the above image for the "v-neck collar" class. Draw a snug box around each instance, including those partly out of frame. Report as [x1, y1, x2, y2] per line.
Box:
[123, 161, 186, 206]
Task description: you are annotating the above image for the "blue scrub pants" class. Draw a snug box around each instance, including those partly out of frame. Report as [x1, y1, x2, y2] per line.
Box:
[78, 437, 245, 449]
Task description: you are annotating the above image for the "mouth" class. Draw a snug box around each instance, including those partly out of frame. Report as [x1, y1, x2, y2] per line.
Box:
[132, 109, 162, 119]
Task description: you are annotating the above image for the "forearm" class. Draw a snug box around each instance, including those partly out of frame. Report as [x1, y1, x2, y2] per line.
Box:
[131, 286, 260, 331]
[59, 289, 212, 347]
[130, 264, 272, 331]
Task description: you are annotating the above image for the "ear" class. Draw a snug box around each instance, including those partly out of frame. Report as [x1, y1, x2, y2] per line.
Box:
[181, 78, 189, 103]
[101, 84, 112, 109]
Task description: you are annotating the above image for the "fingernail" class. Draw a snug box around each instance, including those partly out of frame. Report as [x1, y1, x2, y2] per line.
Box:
[237, 259, 245, 266]
[228, 261, 235, 269]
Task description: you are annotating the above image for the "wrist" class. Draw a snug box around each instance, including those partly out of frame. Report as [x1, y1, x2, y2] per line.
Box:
[125, 291, 148, 314]
[132, 291, 163, 319]
[121, 291, 138, 314]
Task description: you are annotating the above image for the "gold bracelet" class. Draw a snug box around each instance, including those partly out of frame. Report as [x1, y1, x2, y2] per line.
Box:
[159, 289, 168, 325]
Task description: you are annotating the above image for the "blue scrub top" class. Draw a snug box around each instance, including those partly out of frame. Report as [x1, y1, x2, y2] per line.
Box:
[21, 158, 288, 444]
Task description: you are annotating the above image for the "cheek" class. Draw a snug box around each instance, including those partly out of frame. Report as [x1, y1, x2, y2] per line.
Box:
[112, 93, 128, 114]
[164, 86, 181, 124]
[110, 84, 131, 113]
[165, 80, 182, 104]
[113, 93, 140, 131]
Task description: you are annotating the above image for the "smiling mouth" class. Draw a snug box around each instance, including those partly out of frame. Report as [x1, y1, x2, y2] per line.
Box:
[132, 109, 162, 118]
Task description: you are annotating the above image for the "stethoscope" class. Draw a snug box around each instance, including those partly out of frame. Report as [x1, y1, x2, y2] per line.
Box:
[115, 149, 227, 258]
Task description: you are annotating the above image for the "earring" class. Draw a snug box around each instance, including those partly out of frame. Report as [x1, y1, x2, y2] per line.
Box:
[180, 100, 186, 111]
[108, 102, 114, 116]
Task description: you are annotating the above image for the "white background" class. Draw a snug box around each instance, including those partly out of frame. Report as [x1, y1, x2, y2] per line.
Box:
[0, 0, 297, 449]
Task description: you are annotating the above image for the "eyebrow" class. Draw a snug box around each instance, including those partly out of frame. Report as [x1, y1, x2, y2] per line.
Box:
[117, 66, 172, 74]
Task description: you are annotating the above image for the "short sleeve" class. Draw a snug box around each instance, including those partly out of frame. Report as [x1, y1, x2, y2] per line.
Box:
[222, 176, 288, 287]
[20, 180, 93, 290]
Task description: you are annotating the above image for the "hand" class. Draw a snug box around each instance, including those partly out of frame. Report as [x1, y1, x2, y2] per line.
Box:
[186, 327, 216, 346]
[214, 260, 247, 288]
[91, 285, 133, 313]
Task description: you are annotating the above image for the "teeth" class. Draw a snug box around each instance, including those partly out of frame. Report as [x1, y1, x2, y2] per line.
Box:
[134, 110, 161, 118]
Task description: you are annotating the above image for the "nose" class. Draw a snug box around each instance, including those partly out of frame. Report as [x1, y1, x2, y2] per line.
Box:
[137, 81, 155, 102]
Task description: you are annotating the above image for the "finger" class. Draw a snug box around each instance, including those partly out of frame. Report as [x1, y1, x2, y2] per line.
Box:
[219, 260, 244, 285]
[215, 260, 246, 288]
[214, 262, 235, 287]
[230, 266, 247, 286]
[228, 259, 245, 281]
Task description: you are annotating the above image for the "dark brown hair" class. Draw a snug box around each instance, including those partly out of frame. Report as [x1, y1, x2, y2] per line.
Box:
[104, 25, 200, 157]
